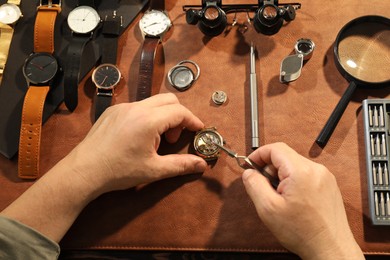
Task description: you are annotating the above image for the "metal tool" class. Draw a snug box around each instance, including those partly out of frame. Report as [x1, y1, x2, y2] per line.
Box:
[212, 142, 279, 189]
[250, 42, 259, 149]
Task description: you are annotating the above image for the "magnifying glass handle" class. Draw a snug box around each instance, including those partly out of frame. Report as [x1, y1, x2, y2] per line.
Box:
[316, 81, 358, 147]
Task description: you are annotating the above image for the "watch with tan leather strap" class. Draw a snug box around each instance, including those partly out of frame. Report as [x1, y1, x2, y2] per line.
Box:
[18, 0, 61, 179]
[0, 0, 22, 84]
[136, 0, 171, 101]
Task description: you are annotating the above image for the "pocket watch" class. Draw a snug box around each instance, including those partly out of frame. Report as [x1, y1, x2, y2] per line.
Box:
[193, 127, 223, 160]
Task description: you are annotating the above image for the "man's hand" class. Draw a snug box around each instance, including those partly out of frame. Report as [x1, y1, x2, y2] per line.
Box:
[242, 142, 364, 260]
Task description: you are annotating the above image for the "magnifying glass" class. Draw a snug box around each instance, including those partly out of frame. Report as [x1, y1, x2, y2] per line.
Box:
[316, 15, 390, 147]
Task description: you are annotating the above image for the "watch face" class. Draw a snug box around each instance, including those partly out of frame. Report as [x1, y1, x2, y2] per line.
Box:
[23, 53, 58, 85]
[0, 3, 22, 24]
[67, 5, 100, 34]
[92, 64, 121, 89]
[139, 10, 171, 37]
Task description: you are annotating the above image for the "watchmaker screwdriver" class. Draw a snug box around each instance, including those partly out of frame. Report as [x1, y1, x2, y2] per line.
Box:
[250, 42, 259, 149]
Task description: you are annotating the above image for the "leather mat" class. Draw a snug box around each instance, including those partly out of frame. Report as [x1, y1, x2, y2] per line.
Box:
[1, 0, 390, 255]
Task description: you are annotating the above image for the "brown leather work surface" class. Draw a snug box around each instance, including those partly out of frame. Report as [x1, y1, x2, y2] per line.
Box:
[1, 0, 390, 254]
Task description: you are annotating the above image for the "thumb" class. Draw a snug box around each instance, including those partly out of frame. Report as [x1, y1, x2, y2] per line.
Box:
[242, 169, 282, 217]
[155, 154, 207, 179]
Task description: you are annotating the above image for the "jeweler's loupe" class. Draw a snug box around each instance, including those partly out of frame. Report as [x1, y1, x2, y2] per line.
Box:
[280, 38, 315, 83]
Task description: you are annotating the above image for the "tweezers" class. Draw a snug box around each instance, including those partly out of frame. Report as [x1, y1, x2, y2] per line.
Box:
[212, 142, 279, 189]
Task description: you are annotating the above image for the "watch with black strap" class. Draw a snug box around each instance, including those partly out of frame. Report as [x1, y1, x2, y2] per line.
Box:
[136, 0, 171, 101]
[64, 0, 101, 112]
[18, 0, 61, 179]
[92, 11, 122, 121]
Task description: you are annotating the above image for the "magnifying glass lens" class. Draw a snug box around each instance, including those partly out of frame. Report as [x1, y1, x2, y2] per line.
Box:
[337, 22, 390, 83]
[263, 6, 278, 20]
[204, 6, 219, 20]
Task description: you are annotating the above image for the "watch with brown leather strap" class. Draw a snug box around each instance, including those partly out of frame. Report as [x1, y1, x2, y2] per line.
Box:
[18, 0, 61, 179]
[136, 0, 171, 101]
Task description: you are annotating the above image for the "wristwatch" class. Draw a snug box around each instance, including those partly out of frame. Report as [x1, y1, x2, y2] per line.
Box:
[18, 0, 61, 179]
[64, 0, 101, 112]
[92, 11, 122, 121]
[0, 0, 23, 84]
[136, 0, 171, 101]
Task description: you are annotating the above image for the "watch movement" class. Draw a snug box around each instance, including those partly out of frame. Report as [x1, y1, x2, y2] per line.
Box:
[193, 127, 223, 160]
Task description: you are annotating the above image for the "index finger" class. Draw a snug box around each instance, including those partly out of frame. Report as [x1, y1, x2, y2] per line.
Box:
[150, 103, 204, 135]
[247, 142, 307, 180]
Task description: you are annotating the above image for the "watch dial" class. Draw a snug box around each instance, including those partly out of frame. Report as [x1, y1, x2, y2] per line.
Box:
[67, 6, 100, 34]
[139, 10, 171, 37]
[92, 64, 121, 89]
[23, 53, 58, 84]
[0, 3, 22, 24]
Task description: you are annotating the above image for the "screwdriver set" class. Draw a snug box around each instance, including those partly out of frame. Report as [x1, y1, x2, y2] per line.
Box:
[363, 99, 390, 225]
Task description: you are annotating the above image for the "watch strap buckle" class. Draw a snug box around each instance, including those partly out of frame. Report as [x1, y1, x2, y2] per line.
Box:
[39, 0, 61, 8]
[97, 90, 113, 97]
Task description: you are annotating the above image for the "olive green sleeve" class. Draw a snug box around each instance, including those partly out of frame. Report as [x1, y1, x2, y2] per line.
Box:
[0, 216, 60, 259]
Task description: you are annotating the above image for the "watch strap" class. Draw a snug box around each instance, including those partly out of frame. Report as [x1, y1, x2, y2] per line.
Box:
[8, 0, 21, 5]
[0, 24, 13, 83]
[18, 86, 50, 179]
[64, 36, 90, 111]
[149, 0, 164, 10]
[95, 90, 112, 120]
[136, 37, 160, 101]
[34, 5, 61, 53]
[101, 14, 122, 64]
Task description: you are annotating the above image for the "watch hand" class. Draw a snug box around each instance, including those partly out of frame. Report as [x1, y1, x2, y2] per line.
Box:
[145, 22, 158, 28]
[83, 11, 91, 21]
[30, 62, 44, 70]
[42, 60, 55, 69]
[101, 76, 108, 85]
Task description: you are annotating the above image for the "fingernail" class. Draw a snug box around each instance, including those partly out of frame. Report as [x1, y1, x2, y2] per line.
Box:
[242, 169, 254, 180]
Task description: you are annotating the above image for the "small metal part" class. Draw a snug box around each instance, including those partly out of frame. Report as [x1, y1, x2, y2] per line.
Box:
[378, 163, 383, 185]
[211, 91, 227, 105]
[387, 193, 390, 216]
[381, 192, 386, 216]
[385, 164, 389, 186]
[376, 134, 381, 156]
[371, 134, 375, 156]
[373, 163, 377, 185]
[167, 60, 200, 91]
[294, 38, 315, 61]
[374, 106, 379, 127]
[375, 192, 379, 216]
[368, 105, 373, 127]
[382, 134, 387, 156]
[193, 127, 223, 160]
[380, 105, 385, 127]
